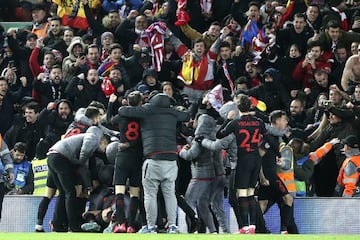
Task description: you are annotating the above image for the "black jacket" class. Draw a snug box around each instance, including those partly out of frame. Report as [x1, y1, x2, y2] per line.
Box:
[118, 93, 190, 160]
[4, 119, 46, 160]
[65, 76, 107, 110]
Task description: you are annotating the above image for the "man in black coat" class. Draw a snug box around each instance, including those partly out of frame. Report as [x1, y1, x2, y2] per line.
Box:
[118, 93, 190, 233]
[4, 101, 45, 160]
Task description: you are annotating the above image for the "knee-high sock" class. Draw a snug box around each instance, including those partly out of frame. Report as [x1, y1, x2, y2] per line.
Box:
[37, 197, 51, 225]
[128, 196, 139, 226]
[238, 197, 249, 227]
[248, 196, 257, 226]
[287, 204, 299, 234]
[115, 193, 126, 224]
[280, 204, 292, 231]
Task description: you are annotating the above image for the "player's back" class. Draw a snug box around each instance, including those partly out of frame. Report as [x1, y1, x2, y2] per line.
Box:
[232, 115, 265, 156]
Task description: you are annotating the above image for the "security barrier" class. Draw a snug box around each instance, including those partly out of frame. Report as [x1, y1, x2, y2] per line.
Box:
[0, 196, 359, 233]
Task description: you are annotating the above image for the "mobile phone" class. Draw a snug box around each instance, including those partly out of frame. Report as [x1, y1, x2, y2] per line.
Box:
[8, 60, 15, 68]
[79, 52, 86, 58]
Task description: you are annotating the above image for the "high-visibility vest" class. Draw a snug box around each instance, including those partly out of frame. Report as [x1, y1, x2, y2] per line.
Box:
[337, 155, 360, 197]
[32, 22, 49, 39]
[309, 142, 333, 165]
[277, 145, 296, 194]
[32, 157, 48, 196]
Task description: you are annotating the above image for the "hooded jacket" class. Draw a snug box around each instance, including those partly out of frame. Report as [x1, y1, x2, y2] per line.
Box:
[49, 126, 103, 188]
[118, 93, 190, 160]
[180, 114, 216, 179]
[202, 102, 239, 170]
[247, 67, 290, 113]
[134, 68, 161, 93]
[62, 37, 86, 82]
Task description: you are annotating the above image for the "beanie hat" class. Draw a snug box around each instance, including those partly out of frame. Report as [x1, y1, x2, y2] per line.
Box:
[101, 31, 114, 42]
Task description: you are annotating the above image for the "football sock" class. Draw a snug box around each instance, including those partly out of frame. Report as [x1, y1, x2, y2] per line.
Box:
[37, 197, 51, 225]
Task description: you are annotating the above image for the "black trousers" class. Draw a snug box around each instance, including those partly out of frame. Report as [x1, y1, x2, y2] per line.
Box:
[47, 153, 81, 232]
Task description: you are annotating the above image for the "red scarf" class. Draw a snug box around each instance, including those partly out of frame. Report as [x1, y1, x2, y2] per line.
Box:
[331, 7, 348, 31]
[145, 22, 167, 72]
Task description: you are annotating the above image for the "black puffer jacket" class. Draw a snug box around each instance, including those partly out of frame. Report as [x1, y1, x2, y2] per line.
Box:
[118, 93, 190, 160]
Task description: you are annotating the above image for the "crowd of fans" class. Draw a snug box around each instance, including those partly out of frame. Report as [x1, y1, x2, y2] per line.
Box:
[0, 0, 360, 234]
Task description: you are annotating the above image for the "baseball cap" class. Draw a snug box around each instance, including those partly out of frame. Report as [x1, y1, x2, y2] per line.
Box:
[137, 84, 150, 94]
[341, 135, 359, 148]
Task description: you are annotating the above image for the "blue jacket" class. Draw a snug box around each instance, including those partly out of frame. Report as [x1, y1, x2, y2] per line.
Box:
[14, 160, 32, 189]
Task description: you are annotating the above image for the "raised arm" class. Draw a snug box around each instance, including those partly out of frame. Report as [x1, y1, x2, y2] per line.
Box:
[202, 134, 235, 151]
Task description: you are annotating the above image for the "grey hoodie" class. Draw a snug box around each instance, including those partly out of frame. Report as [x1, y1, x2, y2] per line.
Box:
[180, 114, 216, 179]
[51, 126, 103, 165]
[74, 108, 119, 137]
[202, 102, 238, 170]
[49, 126, 103, 187]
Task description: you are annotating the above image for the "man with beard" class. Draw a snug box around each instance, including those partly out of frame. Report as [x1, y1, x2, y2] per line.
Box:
[32, 65, 67, 107]
[37, 99, 74, 150]
[307, 69, 336, 107]
[288, 98, 308, 130]
[103, 67, 130, 117]
[65, 69, 107, 110]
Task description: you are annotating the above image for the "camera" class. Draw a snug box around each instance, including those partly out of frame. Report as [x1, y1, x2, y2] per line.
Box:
[319, 99, 334, 108]
[2, 172, 14, 190]
[140, 47, 151, 63]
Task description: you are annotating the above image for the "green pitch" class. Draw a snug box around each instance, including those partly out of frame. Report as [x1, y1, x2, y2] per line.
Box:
[0, 233, 359, 240]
